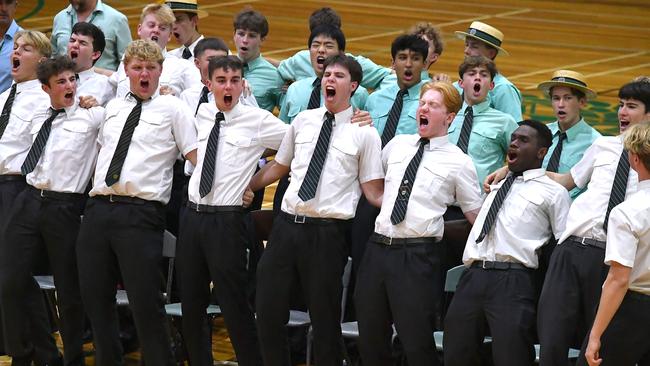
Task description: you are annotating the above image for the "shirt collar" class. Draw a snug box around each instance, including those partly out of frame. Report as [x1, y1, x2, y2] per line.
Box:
[404, 80, 425, 100]
[463, 98, 490, 115]
[126, 90, 158, 103]
[638, 179, 650, 192]
[57, 103, 78, 119]
[67, 0, 103, 16]
[15, 79, 41, 93]
[6, 21, 20, 39]
[550, 117, 589, 142]
[222, 102, 243, 123]
[187, 35, 204, 51]
[243, 54, 264, 69]
[325, 105, 353, 125]
[422, 135, 448, 150]
[521, 168, 546, 181]
[76, 67, 96, 83]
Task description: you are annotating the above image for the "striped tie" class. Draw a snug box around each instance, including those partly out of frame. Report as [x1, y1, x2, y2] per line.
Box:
[307, 78, 322, 110]
[390, 138, 429, 225]
[457, 106, 473, 154]
[199, 112, 225, 198]
[105, 94, 143, 186]
[475, 172, 521, 243]
[0, 83, 17, 140]
[380, 88, 408, 148]
[298, 111, 334, 201]
[546, 132, 567, 173]
[21, 108, 64, 175]
[603, 149, 629, 232]
[182, 48, 192, 60]
[195, 86, 209, 116]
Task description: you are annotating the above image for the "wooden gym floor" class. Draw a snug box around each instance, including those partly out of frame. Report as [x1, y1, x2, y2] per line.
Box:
[3, 0, 649, 364]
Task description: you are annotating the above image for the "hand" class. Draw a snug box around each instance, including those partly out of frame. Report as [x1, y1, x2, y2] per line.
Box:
[351, 108, 373, 127]
[159, 85, 174, 96]
[93, 67, 113, 77]
[243, 78, 253, 98]
[483, 166, 508, 193]
[585, 337, 602, 365]
[281, 80, 293, 93]
[78, 95, 99, 109]
[432, 73, 451, 83]
[242, 186, 254, 208]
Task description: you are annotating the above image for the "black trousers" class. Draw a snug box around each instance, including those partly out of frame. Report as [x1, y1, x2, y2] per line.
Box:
[577, 290, 650, 366]
[0, 188, 85, 365]
[355, 239, 443, 366]
[177, 209, 262, 366]
[76, 198, 174, 366]
[538, 239, 609, 366]
[256, 214, 350, 366]
[443, 267, 537, 366]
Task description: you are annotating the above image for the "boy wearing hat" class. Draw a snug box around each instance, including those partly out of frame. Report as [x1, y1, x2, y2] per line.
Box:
[454, 21, 522, 121]
[538, 70, 601, 199]
[166, 0, 208, 60]
[580, 121, 650, 366]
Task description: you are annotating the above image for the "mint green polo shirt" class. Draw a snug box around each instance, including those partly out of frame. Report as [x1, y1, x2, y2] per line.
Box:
[453, 73, 523, 121]
[367, 80, 425, 136]
[243, 54, 284, 112]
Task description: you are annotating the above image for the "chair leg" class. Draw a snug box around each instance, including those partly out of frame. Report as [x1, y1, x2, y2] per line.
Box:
[341, 337, 353, 366]
[305, 326, 313, 366]
[43, 290, 61, 332]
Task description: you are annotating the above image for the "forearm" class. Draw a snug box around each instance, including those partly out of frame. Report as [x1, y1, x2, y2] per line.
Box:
[361, 179, 384, 208]
[546, 171, 577, 191]
[589, 266, 630, 340]
[249, 160, 289, 191]
[463, 208, 480, 225]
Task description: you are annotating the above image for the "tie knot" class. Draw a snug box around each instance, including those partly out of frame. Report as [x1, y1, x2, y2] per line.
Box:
[202, 85, 209, 95]
[465, 106, 473, 116]
[129, 93, 144, 104]
[398, 88, 408, 98]
[51, 108, 65, 116]
[313, 78, 321, 87]
[215, 111, 225, 123]
[325, 111, 335, 122]
[10, 83, 17, 93]
[419, 138, 430, 147]
[558, 132, 567, 140]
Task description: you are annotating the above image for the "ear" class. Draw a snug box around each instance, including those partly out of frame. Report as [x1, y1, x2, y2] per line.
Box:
[206, 79, 212, 91]
[137, 23, 143, 37]
[488, 80, 495, 91]
[91, 50, 101, 62]
[41, 83, 50, 94]
[487, 48, 498, 60]
[194, 57, 200, 69]
[537, 147, 548, 160]
[350, 80, 359, 94]
[578, 97, 587, 108]
[391, 58, 396, 70]
[429, 53, 439, 65]
[445, 112, 456, 126]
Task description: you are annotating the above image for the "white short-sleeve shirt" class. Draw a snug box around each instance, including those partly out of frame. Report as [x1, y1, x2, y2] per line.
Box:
[375, 134, 483, 239]
[275, 106, 384, 219]
[464, 168, 571, 268]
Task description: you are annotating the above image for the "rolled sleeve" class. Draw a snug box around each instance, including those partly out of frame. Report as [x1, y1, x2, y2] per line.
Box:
[357, 127, 384, 183]
[604, 207, 637, 268]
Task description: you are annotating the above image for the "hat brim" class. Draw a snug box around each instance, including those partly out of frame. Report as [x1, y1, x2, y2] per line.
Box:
[171, 8, 209, 19]
[537, 80, 597, 99]
[455, 31, 509, 56]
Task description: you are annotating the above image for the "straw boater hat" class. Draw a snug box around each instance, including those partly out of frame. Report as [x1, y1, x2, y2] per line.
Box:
[537, 70, 597, 99]
[455, 21, 508, 56]
[165, 0, 208, 18]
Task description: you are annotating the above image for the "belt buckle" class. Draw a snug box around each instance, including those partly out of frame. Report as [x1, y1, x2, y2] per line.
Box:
[294, 215, 306, 224]
[109, 194, 115, 203]
[482, 260, 488, 269]
[386, 236, 393, 246]
[580, 237, 588, 246]
[195, 203, 201, 212]
[40, 189, 45, 198]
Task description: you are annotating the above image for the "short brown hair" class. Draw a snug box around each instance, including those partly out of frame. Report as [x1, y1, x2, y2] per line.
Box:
[233, 8, 269, 38]
[14, 30, 52, 58]
[409, 22, 444, 56]
[123, 39, 164, 66]
[420, 81, 462, 114]
[140, 3, 175, 26]
[458, 55, 498, 80]
[624, 121, 650, 172]
[37, 56, 76, 85]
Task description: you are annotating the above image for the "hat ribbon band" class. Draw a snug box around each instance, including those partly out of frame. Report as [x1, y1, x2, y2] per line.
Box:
[467, 28, 502, 47]
[168, 3, 199, 11]
[551, 76, 587, 87]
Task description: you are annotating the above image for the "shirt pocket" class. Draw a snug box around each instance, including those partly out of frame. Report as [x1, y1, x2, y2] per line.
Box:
[60, 122, 92, 151]
[222, 134, 254, 167]
[136, 112, 167, 143]
[329, 138, 359, 176]
[294, 128, 317, 159]
[6, 109, 33, 137]
[418, 164, 449, 194]
[505, 191, 544, 226]
[471, 128, 501, 156]
[286, 102, 305, 122]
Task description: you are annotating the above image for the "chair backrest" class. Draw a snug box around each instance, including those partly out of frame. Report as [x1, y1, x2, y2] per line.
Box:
[163, 230, 177, 303]
[442, 219, 472, 247]
[340, 257, 352, 322]
[445, 265, 467, 293]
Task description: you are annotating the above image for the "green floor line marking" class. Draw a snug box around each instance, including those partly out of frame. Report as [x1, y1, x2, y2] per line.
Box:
[17, 0, 45, 22]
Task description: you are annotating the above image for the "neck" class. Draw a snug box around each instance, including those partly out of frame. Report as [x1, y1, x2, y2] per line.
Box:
[185, 33, 201, 47]
[558, 116, 580, 132]
[241, 52, 259, 63]
[76, 0, 97, 20]
[465, 98, 485, 107]
[326, 102, 350, 115]
[51, 102, 67, 110]
[0, 22, 10, 37]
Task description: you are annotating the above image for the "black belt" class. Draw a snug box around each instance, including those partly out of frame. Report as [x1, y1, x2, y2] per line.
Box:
[0, 174, 25, 183]
[95, 195, 153, 205]
[28, 186, 84, 202]
[187, 201, 243, 213]
[279, 211, 349, 225]
[370, 232, 439, 246]
[567, 235, 606, 250]
[470, 260, 530, 270]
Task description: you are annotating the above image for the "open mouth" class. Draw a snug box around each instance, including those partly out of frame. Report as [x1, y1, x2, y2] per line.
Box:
[150, 36, 159, 42]
[12, 58, 20, 70]
[620, 120, 630, 130]
[316, 56, 325, 65]
[325, 86, 336, 98]
[404, 70, 413, 78]
[240, 46, 248, 52]
[473, 83, 481, 93]
[140, 80, 149, 89]
[507, 150, 518, 165]
[557, 111, 566, 116]
[419, 116, 429, 126]
[224, 94, 233, 105]
[70, 51, 79, 59]
[173, 32, 180, 39]
[64, 92, 74, 101]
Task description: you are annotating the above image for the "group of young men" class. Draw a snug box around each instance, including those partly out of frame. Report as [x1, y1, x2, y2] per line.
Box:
[0, 1, 649, 366]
